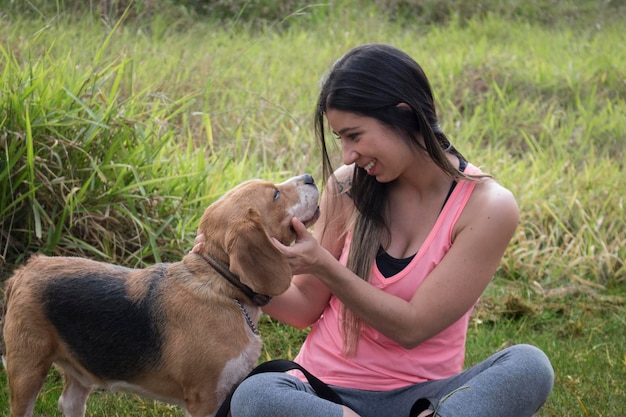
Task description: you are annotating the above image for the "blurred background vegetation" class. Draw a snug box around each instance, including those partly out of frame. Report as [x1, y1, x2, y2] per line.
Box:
[4, 0, 624, 26]
[1, 0, 623, 277]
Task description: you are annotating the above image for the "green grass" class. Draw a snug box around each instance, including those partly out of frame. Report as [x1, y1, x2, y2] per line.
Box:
[1, 1, 625, 416]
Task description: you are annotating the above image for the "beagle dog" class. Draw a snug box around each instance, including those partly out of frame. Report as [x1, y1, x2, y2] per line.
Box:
[2, 174, 320, 417]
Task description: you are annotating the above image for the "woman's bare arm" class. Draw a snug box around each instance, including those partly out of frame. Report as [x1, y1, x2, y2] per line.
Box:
[262, 167, 354, 328]
[273, 179, 519, 348]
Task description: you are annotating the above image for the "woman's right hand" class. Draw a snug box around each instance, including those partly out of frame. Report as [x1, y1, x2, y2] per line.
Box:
[191, 233, 204, 254]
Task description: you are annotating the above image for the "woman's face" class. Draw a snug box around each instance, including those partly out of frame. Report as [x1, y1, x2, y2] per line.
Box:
[326, 108, 418, 183]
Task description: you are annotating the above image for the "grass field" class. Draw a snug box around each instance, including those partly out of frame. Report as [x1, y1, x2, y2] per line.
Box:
[1, 1, 625, 416]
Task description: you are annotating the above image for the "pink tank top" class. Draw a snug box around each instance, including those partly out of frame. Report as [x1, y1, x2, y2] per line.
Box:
[293, 164, 481, 390]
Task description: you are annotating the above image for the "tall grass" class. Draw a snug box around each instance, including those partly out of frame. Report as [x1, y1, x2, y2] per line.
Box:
[2, 5, 623, 282]
[0, 1, 625, 416]
[0, 14, 320, 267]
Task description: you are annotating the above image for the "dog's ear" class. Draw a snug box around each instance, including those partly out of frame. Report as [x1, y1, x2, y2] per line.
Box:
[226, 208, 292, 296]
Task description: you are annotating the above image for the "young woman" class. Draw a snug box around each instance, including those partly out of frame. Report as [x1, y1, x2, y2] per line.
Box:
[201, 44, 554, 417]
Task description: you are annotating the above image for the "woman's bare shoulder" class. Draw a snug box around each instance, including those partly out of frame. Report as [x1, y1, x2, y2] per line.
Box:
[452, 176, 519, 250]
[469, 177, 519, 227]
[327, 164, 355, 195]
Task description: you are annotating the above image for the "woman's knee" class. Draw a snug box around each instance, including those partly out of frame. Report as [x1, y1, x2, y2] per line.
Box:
[230, 372, 310, 417]
[230, 373, 285, 417]
[504, 344, 554, 393]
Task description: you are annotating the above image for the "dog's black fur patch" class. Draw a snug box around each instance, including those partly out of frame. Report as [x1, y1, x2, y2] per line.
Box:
[42, 265, 166, 380]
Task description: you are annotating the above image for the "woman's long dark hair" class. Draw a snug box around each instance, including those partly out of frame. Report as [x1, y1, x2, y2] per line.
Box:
[315, 44, 478, 355]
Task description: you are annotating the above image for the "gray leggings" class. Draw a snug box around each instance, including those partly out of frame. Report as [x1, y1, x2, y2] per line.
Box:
[230, 344, 554, 417]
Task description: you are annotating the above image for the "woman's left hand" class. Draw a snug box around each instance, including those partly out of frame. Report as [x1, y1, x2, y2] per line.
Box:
[271, 217, 328, 276]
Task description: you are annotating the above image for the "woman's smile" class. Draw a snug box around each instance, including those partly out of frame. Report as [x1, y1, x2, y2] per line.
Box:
[363, 159, 376, 175]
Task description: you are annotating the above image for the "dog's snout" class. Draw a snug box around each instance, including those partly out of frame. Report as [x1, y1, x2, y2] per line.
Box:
[281, 174, 316, 187]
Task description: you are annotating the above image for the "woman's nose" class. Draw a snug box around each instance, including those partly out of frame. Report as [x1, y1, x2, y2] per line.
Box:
[342, 143, 359, 165]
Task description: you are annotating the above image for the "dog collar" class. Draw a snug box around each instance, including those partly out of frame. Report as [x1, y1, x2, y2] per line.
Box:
[195, 253, 272, 307]
[234, 299, 259, 335]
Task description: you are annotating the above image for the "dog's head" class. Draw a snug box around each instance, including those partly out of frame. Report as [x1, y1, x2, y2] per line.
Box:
[195, 174, 320, 297]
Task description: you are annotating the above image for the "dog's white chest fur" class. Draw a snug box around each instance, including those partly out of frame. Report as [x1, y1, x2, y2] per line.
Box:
[216, 332, 263, 406]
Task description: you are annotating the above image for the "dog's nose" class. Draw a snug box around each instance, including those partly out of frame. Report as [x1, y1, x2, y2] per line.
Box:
[302, 174, 315, 185]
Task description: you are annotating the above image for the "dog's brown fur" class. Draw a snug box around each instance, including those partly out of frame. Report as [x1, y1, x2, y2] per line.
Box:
[2, 174, 319, 417]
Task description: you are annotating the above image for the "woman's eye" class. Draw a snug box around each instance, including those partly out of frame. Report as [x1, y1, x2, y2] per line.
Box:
[333, 132, 359, 141]
[273, 189, 281, 200]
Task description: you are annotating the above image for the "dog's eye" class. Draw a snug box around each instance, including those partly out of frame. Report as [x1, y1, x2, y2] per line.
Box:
[273, 189, 281, 200]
